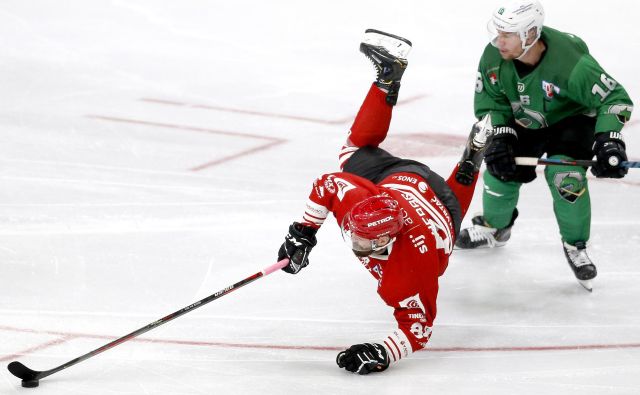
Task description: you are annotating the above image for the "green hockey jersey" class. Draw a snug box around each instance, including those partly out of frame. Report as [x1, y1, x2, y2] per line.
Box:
[474, 26, 633, 134]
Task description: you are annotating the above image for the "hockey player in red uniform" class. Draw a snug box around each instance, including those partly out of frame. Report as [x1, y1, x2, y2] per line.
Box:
[277, 29, 491, 374]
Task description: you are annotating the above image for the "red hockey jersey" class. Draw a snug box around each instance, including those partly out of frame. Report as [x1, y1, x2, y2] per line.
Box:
[300, 168, 458, 361]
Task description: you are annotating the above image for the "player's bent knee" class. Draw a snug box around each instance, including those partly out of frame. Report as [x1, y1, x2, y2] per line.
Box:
[544, 157, 588, 203]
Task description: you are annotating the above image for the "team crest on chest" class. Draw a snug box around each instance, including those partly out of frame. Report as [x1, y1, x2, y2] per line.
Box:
[517, 82, 525, 92]
[542, 80, 560, 99]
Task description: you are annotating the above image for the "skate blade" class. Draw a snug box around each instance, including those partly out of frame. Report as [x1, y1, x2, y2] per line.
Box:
[362, 31, 412, 59]
[472, 113, 493, 148]
[578, 279, 593, 292]
[453, 240, 508, 250]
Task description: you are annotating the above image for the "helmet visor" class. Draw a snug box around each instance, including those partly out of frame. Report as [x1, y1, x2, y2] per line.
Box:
[341, 215, 391, 256]
[487, 18, 521, 47]
[487, 19, 499, 46]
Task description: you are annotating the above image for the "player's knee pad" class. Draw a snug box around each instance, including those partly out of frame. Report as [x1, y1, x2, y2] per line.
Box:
[544, 157, 588, 204]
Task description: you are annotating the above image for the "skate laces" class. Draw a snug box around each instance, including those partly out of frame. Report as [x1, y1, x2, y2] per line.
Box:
[364, 53, 384, 75]
[362, 48, 406, 85]
[565, 245, 592, 268]
[467, 225, 497, 245]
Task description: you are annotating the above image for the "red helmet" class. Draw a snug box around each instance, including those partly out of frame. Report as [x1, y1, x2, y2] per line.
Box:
[345, 195, 404, 239]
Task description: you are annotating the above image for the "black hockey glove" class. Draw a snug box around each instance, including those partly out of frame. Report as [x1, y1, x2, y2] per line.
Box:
[336, 343, 389, 375]
[484, 126, 518, 182]
[591, 132, 628, 179]
[278, 222, 318, 274]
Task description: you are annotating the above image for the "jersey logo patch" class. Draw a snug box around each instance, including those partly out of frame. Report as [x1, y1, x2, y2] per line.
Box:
[333, 177, 356, 201]
[399, 293, 426, 314]
[313, 179, 325, 198]
[324, 178, 336, 194]
[489, 72, 498, 85]
[542, 80, 560, 99]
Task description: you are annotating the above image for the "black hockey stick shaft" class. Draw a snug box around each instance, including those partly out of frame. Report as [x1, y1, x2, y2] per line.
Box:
[515, 157, 640, 168]
[7, 258, 289, 385]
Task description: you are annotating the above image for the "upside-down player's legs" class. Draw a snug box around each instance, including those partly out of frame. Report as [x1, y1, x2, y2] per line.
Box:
[446, 166, 479, 225]
[348, 84, 393, 148]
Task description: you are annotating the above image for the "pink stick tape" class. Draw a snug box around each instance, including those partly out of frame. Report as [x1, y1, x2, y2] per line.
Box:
[262, 259, 289, 276]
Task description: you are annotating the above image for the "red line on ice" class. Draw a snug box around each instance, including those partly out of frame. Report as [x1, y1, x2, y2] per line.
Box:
[86, 115, 279, 141]
[140, 94, 427, 126]
[140, 98, 351, 125]
[86, 115, 286, 171]
[0, 335, 75, 362]
[2, 325, 640, 359]
[188, 139, 285, 171]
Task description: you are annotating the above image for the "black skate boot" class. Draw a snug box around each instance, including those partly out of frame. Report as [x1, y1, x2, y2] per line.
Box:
[563, 241, 597, 292]
[455, 209, 518, 249]
[455, 114, 493, 185]
[360, 29, 412, 106]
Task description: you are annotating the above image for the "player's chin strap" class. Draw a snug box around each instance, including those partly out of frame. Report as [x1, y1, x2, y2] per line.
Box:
[515, 31, 541, 60]
[373, 237, 395, 253]
[368, 238, 395, 260]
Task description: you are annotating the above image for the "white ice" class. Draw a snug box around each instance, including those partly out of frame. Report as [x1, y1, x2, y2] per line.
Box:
[2, 1, 640, 394]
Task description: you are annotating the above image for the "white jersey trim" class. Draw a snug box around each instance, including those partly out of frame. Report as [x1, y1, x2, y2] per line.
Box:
[382, 329, 413, 364]
[301, 200, 329, 227]
[338, 144, 359, 170]
[381, 183, 454, 253]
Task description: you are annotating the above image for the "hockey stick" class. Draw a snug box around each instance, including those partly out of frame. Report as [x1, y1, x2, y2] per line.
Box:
[515, 157, 640, 168]
[7, 258, 289, 388]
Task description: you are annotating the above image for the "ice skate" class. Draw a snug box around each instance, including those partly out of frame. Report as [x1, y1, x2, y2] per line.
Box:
[455, 209, 517, 249]
[360, 29, 412, 105]
[563, 241, 597, 292]
[455, 114, 493, 185]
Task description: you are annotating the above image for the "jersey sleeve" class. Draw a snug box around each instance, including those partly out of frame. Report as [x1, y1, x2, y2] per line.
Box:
[380, 308, 433, 365]
[300, 173, 377, 229]
[474, 46, 514, 126]
[299, 175, 336, 229]
[378, 258, 439, 365]
[567, 55, 634, 133]
[376, 233, 443, 363]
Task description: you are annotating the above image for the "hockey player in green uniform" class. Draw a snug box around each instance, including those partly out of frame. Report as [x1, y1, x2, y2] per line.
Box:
[455, 0, 633, 291]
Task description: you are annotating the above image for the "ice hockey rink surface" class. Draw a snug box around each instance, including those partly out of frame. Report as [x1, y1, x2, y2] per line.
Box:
[2, 1, 639, 393]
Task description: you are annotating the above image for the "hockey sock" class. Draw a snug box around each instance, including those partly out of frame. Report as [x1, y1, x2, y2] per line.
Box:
[446, 163, 478, 221]
[348, 83, 393, 147]
[482, 171, 521, 229]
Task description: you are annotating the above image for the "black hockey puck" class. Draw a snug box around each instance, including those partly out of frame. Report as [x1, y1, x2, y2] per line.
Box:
[22, 379, 39, 388]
